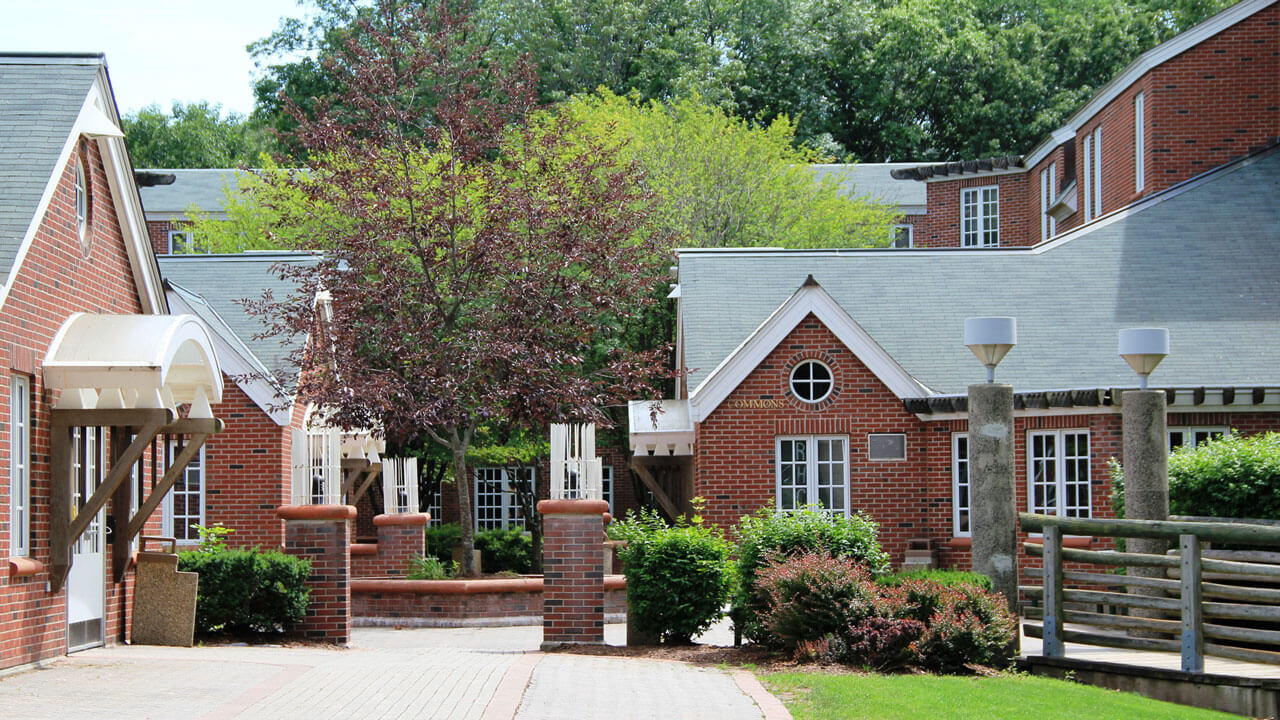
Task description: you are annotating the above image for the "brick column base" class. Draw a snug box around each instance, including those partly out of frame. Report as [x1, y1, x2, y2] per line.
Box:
[538, 499, 608, 649]
[371, 512, 429, 577]
[277, 504, 356, 645]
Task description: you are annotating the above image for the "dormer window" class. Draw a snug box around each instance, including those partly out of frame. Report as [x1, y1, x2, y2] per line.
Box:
[961, 186, 999, 247]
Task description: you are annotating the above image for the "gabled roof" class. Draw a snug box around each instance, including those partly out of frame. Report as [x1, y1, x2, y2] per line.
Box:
[158, 253, 316, 396]
[0, 53, 166, 314]
[677, 146, 1280, 399]
[810, 163, 928, 210]
[137, 168, 243, 218]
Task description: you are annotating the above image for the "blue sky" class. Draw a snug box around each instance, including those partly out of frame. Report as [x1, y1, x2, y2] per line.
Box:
[1, 0, 308, 117]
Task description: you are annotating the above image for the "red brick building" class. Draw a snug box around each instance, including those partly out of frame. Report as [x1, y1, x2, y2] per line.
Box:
[0, 54, 223, 670]
[632, 0, 1280, 567]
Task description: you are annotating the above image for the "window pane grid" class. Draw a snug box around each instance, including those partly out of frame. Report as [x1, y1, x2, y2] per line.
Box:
[777, 437, 846, 515]
[961, 187, 999, 247]
[474, 467, 535, 530]
[1030, 430, 1091, 519]
[10, 377, 29, 555]
[953, 434, 970, 536]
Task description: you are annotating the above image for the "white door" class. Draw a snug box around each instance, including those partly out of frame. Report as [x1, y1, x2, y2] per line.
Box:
[67, 427, 106, 652]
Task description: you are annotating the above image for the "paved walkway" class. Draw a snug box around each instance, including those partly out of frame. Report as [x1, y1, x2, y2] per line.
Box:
[0, 624, 788, 720]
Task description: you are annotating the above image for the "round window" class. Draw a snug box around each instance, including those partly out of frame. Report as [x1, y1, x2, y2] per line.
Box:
[790, 360, 833, 403]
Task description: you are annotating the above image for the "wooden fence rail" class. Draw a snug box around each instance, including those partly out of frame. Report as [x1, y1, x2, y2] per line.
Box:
[1019, 513, 1280, 672]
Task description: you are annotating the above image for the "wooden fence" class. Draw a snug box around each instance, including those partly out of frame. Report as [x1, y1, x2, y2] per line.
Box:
[1019, 513, 1280, 672]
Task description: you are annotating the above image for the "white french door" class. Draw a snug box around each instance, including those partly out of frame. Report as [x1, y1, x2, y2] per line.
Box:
[67, 427, 106, 652]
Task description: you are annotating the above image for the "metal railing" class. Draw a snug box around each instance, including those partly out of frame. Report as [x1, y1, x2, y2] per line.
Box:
[1019, 512, 1280, 672]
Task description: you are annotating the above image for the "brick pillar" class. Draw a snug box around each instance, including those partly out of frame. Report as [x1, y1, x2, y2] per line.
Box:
[372, 512, 429, 577]
[539, 499, 609, 649]
[277, 505, 356, 644]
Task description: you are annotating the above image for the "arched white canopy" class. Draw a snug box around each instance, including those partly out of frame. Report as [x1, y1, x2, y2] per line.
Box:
[43, 313, 223, 410]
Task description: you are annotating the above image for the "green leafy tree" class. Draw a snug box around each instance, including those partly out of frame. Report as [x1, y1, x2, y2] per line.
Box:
[123, 102, 277, 168]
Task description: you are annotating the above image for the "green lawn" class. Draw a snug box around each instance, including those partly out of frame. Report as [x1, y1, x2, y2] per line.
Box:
[762, 672, 1243, 720]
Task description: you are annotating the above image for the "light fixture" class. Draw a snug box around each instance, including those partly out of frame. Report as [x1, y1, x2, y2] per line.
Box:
[1118, 328, 1169, 390]
[965, 317, 1017, 383]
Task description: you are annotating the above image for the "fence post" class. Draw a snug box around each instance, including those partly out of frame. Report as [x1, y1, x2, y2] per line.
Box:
[1180, 533, 1204, 673]
[1043, 525, 1064, 658]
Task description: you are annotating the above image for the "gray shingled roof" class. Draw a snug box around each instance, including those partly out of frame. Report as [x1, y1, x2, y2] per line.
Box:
[0, 55, 100, 277]
[158, 253, 317, 384]
[137, 168, 242, 215]
[681, 148, 1280, 396]
[810, 163, 927, 209]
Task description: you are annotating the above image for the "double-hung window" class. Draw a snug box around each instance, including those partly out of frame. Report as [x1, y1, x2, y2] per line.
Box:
[168, 229, 205, 254]
[892, 225, 913, 248]
[9, 375, 30, 556]
[1040, 162, 1057, 241]
[1168, 427, 1225, 452]
[1082, 126, 1103, 221]
[961, 186, 999, 247]
[952, 433, 970, 537]
[1028, 430, 1091, 518]
[164, 443, 205, 543]
[1134, 92, 1146, 192]
[776, 436, 848, 515]
[475, 467, 535, 530]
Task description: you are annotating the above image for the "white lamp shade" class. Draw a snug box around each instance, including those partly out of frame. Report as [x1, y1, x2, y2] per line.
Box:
[1118, 327, 1169, 376]
[964, 317, 1017, 368]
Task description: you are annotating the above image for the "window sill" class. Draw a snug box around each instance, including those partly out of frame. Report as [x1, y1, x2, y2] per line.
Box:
[8, 556, 44, 578]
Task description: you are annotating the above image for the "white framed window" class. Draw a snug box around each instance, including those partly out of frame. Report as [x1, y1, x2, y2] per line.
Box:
[601, 465, 614, 514]
[867, 433, 906, 461]
[74, 157, 88, 243]
[1134, 92, 1145, 192]
[474, 467, 535, 530]
[1169, 427, 1226, 452]
[790, 360, 833, 403]
[168, 229, 205, 255]
[892, 224, 913, 248]
[71, 427, 106, 555]
[952, 433, 970, 537]
[961, 186, 999, 247]
[1083, 126, 1103, 221]
[9, 375, 30, 556]
[776, 436, 848, 515]
[1028, 430, 1091, 518]
[1040, 162, 1057, 241]
[424, 484, 442, 526]
[164, 443, 205, 544]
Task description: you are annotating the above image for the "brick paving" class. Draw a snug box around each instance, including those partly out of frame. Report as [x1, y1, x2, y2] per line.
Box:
[0, 624, 784, 720]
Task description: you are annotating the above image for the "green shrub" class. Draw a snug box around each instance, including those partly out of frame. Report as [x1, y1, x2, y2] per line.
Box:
[425, 523, 462, 565]
[1169, 432, 1280, 519]
[906, 581, 1017, 673]
[474, 528, 534, 574]
[877, 569, 992, 591]
[178, 549, 311, 634]
[734, 507, 890, 642]
[618, 516, 733, 644]
[406, 554, 457, 580]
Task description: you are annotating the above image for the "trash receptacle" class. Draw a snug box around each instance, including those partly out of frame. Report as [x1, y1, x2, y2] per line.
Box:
[131, 536, 199, 647]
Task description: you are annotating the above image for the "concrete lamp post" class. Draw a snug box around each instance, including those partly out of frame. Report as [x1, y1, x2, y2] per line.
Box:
[1119, 328, 1172, 621]
[964, 317, 1019, 612]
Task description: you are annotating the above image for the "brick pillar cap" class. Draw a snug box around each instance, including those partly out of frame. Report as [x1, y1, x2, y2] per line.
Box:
[373, 512, 430, 527]
[277, 504, 357, 521]
[537, 499, 609, 515]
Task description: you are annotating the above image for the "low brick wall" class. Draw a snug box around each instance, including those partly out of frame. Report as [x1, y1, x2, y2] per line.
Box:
[351, 575, 627, 628]
[350, 513, 429, 578]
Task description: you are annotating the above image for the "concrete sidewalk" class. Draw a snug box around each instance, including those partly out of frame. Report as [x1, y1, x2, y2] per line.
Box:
[0, 624, 789, 720]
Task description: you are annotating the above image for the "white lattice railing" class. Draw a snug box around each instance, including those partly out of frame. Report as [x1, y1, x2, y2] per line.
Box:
[291, 427, 342, 505]
[382, 457, 420, 515]
[550, 423, 602, 501]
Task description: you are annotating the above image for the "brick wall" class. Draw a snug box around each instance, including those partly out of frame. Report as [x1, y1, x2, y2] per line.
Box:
[352, 576, 627, 626]
[539, 500, 607, 645]
[913, 173, 1032, 248]
[1, 140, 165, 670]
[350, 513, 427, 578]
[146, 220, 171, 256]
[202, 382, 290, 550]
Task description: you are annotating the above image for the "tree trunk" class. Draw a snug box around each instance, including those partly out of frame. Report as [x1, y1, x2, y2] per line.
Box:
[450, 429, 478, 576]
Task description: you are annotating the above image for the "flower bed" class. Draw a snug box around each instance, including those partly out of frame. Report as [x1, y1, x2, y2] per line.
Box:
[352, 574, 627, 627]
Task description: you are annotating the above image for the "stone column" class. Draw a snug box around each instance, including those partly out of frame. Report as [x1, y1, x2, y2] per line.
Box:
[372, 512, 430, 577]
[1123, 390, 1169, 612]
[539, 499, 608, 649]
[968, 382, 1018, 612]
[277, 505, 355, 644]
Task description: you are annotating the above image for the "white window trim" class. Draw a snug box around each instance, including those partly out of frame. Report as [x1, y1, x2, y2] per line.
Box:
[1134, 92, 1146, 192]
[74, 157, 88, 243]
[163, 444, 205, 544]
[960, 185, 999, 247]
[167, 229, 202, 255]
[952, 432, 970, 538]
[892, 224, 913, 248]
[775, 435, 850, 516]
[1168, 426, 1227, 451]
[1040, 162, 1057, 241]
[789, 359, 834, 404]
[9, 375, 30, 556]
[474, 466, 536, 531]
[601, 465, 614, 514]
[867, 433, 907, 462]
[1027, 429, 1091, 518]
[1092, 126, 1103, 217]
